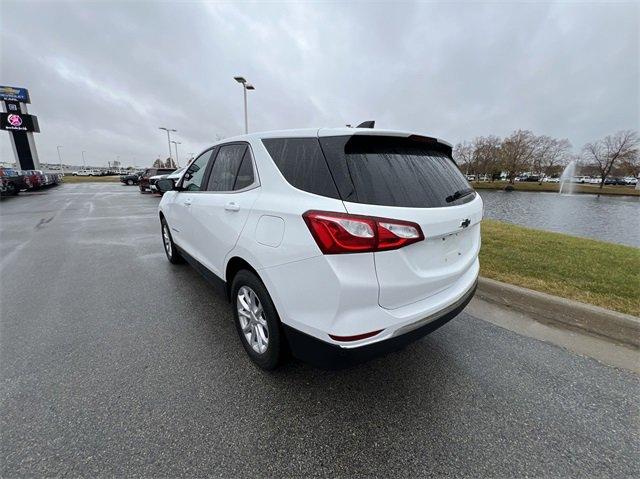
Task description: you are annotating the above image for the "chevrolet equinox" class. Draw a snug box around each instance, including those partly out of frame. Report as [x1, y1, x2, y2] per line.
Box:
[157, 128, 482, 369]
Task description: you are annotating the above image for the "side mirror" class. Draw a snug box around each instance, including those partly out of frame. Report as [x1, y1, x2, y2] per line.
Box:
[156, 178, 176, 193]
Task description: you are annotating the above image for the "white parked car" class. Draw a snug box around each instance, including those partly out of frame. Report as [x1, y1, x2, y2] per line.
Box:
[157, 128, 482, 369]
[74, 169, 101, 176]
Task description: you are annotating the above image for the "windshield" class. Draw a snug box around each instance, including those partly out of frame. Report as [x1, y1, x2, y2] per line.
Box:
[319, 136, 474, 208]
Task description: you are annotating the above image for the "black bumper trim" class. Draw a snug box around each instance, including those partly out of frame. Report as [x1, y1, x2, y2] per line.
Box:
[283, 280, 477, 369]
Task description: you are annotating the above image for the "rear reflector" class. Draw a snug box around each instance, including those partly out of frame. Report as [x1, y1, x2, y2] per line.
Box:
[329, 329, 383, 342]
[303, 210, 424, 254]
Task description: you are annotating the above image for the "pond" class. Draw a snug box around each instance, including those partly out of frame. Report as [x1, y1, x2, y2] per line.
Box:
[478, 190, 640, 248]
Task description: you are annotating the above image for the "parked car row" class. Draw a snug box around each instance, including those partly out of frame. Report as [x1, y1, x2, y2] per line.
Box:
[0, 168, 63, 196]
[570, 176, 637, 185]
[120, 168, 186, 193]
[73, 168, 133, 176]
[133, 168, 176, 193]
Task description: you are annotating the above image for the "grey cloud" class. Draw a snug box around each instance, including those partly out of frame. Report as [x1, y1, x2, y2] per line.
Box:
[1, 1, 637, 168]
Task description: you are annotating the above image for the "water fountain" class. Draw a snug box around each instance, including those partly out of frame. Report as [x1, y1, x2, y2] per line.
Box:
[559, 160, 577, 195]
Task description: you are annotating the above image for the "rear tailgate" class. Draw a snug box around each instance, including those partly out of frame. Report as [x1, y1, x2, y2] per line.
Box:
[344, 199, 482, 309]
[319, 133, 482, 309]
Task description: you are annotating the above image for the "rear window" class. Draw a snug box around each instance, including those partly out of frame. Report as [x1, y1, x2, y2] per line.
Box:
[262, 138, 340, 199]
[319, 136, 474, 208]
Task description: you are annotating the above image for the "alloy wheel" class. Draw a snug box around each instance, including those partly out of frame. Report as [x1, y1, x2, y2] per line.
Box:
[162, 224, 172, 257]
[237, 286, 269, 354]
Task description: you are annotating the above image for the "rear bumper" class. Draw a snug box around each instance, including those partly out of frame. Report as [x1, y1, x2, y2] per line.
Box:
[283, 280, 477, 369]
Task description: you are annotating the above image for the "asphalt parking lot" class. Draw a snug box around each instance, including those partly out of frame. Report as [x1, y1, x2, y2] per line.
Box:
[1, 183, 638, 477]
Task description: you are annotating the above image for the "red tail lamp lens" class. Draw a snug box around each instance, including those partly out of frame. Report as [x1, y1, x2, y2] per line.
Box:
[303, 210, 424, 254]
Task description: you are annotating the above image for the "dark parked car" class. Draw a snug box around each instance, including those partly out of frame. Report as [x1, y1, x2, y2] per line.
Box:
[604, 177, 626, 185]
[0, 168, 30, 195]
[120, 171, 142, 185]
[139, 168, 175, 193]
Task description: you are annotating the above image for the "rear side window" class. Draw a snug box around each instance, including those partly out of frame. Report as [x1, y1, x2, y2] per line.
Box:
[233, 149, 255, 190]
[262, 138, 340, 199]
[207, 144, 247, 191]
[319, 136, 473, 208]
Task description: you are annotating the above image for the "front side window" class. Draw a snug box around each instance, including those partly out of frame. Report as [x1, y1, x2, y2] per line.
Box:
[182, 150, 213, 191]
[207, 144, 247, 192]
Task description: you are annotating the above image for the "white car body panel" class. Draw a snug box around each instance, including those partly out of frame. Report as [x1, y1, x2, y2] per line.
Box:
[159, 128, 481, 351]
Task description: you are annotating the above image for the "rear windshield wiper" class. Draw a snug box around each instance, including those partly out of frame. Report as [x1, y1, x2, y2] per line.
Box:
[446, 188, 475, 203]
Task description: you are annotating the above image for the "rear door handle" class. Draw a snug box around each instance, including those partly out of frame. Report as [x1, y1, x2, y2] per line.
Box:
[183, 198, 192, 206]
[225, 202, 240, 212]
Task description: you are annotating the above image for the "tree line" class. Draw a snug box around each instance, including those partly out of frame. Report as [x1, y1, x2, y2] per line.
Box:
[453, 130, 638, 188]
[152, 157, 177, 169]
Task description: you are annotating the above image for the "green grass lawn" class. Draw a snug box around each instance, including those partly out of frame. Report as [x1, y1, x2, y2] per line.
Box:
[480, 220, 640, 316]
[472, 181, 640, 196]
[61, 175, 121, 183]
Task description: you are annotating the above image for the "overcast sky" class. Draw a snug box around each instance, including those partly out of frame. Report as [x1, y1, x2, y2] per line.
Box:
[1, 1, 638, 168]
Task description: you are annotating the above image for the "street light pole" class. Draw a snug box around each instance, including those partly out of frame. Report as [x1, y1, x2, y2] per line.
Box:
[81, 150, 86, 169]
[243, 87, 248, 134]
[56, 145, 64, 175]
[159, 127, 177, 160]
[234, 76, 255, 134]
[171, 140, 181, 167]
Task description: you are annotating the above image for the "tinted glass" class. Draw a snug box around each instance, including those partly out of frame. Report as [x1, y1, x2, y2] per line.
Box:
[208, 144, 246, 191]
[233, 149, 255, 190]
[262, 138, 340, 199]
[319, 136, 473, 208]
[182, 150, 213, 191]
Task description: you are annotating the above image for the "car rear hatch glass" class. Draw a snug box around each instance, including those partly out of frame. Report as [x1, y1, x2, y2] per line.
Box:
[319, 134, 482, 309]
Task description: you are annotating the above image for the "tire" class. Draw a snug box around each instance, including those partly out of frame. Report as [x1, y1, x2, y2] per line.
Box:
[231, 270, 285, 370]
[161, 218, 184, 264]
[127, 179, 133, 185]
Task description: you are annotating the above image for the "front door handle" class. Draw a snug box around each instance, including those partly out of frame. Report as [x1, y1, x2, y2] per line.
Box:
[183, 198, 192, 206]
[225, 202, 240, 212]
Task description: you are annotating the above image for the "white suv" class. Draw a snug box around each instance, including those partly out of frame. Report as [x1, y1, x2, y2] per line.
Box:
[157, 128, 482, 369]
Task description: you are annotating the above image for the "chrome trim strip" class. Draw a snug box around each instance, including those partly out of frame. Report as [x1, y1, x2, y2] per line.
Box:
[391, 281, 477, 337]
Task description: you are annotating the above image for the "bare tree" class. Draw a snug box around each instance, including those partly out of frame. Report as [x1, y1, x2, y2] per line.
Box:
[499, 130, 539, 183]
[453, 141, 474, 174]
[164, 157, 177, 168]
[619, 150, 639, 177]
[533, 136, 572, 177]
[582, 130, 639, 189]
[152, 158, 164, 168]
[473, 135, 501, 179]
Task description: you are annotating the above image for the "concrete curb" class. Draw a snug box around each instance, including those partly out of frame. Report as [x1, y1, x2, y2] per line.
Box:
[476, 277, 640, 349]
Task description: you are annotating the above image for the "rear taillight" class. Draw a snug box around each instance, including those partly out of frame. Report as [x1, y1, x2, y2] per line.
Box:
[302, 210, 424, 254]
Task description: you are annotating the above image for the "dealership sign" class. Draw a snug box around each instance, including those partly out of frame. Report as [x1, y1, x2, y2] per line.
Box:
[1, 85, 40, 170]
[0, 85, 30, 103]
[0, 113, 40, 132]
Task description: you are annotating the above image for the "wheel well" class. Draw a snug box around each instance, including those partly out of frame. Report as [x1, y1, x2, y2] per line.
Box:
[225, 257, 260, 299]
